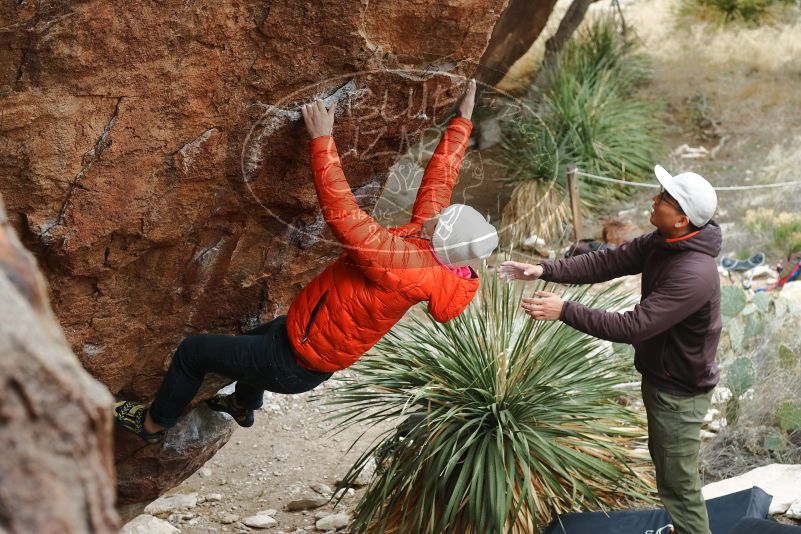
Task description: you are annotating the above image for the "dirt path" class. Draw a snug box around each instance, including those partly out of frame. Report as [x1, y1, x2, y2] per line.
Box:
[163, 371, 375, 533]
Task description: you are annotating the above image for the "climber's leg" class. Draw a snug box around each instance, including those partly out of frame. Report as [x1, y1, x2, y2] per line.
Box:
[147, 331, 271, 429]
[205, 384, 260, 428]
[233, 380, 266, 410]
[113, 400, 166, 444]
[242, 322, 274, 336]
[147, 315, 331, 429]
[247, 315, 333, 396]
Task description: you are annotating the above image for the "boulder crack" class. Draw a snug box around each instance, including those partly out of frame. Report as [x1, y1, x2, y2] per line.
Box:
[44, 96, 124, 235]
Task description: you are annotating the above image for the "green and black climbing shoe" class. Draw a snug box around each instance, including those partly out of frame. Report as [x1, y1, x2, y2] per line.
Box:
[206, 393, 255, 428]
[113, 401, 165, 444]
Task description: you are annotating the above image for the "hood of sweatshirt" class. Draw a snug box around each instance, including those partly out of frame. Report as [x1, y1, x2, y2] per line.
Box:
[654, 220, 722, 258]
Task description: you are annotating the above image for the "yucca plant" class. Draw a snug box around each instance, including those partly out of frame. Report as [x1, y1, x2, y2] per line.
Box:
[500, 15, 662, 212]
[324, 269, 655, 534]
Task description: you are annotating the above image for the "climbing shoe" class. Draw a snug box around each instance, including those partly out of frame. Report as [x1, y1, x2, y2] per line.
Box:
[113, 401, 165, 444]
[206, 393, 255, 428]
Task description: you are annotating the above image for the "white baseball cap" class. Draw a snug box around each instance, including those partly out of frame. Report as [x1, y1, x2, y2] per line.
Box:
[654, 165, 717, 227]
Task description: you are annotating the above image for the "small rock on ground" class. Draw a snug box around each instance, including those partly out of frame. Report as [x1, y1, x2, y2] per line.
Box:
[220, 512, 240, 524]
[242, 513, 277, 529]
[286, 497, 327, 511]
[122, 514, 180, 534]
[315, 513, 351, 531]
[145, 492, 199, 515]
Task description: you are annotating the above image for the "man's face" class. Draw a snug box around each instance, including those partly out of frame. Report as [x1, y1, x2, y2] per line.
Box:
[650, 188, 690, 233]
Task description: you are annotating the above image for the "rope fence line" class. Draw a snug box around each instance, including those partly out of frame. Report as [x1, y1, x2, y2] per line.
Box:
[573, 169, 801, 192]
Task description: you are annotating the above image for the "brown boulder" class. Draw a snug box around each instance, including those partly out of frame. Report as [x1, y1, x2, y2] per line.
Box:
[603, 217, 644, 245]
[0, 196, 118, 533]
[0, 0, 509, 507]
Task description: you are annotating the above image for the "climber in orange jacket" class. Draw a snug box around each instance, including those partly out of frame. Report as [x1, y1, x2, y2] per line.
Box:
[114, 79, 498, 443]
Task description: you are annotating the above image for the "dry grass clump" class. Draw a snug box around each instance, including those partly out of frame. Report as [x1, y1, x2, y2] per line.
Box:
[500, 180, 572, 248]
[744, 208, 801, 258]
[628, 0, 801, 73]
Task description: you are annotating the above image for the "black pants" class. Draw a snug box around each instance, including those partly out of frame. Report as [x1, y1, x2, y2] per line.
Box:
[149, 315, 332, 428]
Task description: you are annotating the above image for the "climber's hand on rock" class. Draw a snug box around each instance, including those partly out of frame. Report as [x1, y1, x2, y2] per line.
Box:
[457, 78, 476, 120]
[302, 99, 337, 139]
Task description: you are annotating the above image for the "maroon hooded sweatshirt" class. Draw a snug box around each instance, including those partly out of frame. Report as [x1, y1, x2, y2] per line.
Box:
[540, 222, 722, 396]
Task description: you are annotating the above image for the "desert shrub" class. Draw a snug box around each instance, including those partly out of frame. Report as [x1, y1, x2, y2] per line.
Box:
[744, 208, 801, 259]
[700, 285, 801, 480]
[326, 273, 655, 533]
[678, 0, 798, 24]
[499, 180, 572, 247]
[499, 15, 663, 216]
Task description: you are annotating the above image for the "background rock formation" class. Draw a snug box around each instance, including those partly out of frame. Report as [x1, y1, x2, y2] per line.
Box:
[0, 0, 513, 507]
[0, 196, 119, 533]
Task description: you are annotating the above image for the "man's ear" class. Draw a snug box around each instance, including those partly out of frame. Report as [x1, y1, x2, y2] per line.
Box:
[675, 214, 691, 229]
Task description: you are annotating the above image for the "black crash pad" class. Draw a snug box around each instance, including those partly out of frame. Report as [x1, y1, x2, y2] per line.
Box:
[729, 518, 801, 533]
[544, 486, 773, 534]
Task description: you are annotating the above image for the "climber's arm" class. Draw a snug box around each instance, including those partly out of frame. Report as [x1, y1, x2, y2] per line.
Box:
[301, 100, 410, 281]
[410, 79, 476, 225]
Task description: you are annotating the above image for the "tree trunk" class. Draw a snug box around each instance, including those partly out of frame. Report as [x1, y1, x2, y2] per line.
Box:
[476, 0, 560, 88]
[540, 0, 602, 72]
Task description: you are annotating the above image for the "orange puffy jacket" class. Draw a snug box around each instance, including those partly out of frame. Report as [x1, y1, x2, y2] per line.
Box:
[286, 117, 480, 373]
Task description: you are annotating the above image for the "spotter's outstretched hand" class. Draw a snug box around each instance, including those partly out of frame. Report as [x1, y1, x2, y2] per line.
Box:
[497, 261, 543, 282]
[521, 291, 564, 322]
[302, 99, 337, 139]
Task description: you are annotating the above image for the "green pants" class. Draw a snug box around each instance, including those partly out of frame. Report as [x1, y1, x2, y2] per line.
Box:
[641, 380, 713, 534]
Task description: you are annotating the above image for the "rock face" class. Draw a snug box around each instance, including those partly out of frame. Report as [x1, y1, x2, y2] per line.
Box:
[115, 405, 235, 509]
[0, 196, 119, 533]
[602, 217, 643, 245]
[0, 0, 510, 507]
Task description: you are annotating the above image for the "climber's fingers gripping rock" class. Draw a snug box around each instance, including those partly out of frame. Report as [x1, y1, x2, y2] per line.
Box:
[301, 99, 337, 139]
[457, 78, 476, 120]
